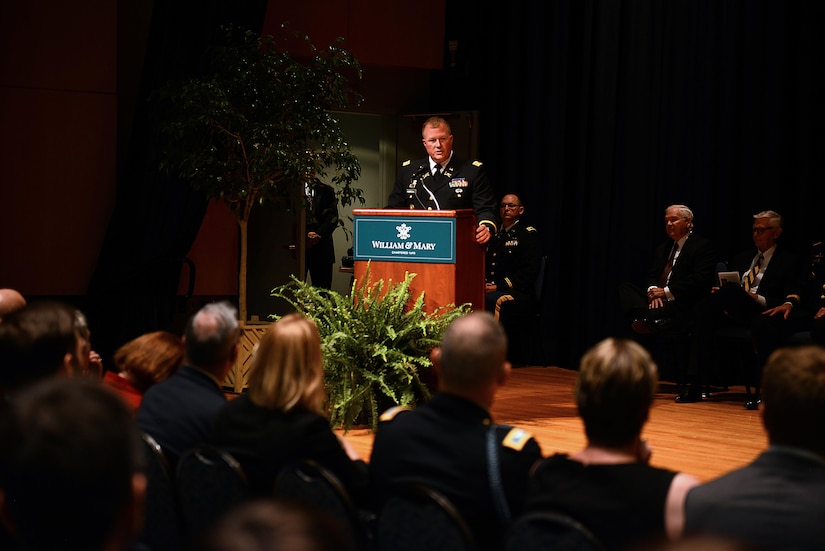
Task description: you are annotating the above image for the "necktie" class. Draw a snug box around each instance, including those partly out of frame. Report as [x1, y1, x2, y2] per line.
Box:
[432, 164, 441, 175]
[743, 254, 763, 292]
[658, 243, 679, 287]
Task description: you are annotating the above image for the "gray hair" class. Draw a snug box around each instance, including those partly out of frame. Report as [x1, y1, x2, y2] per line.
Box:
[666, 204, 694, 222]
[666, 204, 694, 231]
[753, 210, 783, 228]
[184, 301, 240, 369]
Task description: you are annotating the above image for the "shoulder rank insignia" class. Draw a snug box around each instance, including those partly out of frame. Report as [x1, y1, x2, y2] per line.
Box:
[526, 226, 537, 233]
[402, 159, 412, 167]
[502, 427, 533, 451]
[472, 160, 483, 167]
[379, 405, 411, 422]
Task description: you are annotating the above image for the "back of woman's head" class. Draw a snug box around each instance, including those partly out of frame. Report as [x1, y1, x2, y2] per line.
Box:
[247, 314, 325, 413]
[114, 331, 185, 391]
[575, 338, 658, 447]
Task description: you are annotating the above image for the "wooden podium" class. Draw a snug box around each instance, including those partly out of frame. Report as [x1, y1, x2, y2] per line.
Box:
[352, 209, 485, 312]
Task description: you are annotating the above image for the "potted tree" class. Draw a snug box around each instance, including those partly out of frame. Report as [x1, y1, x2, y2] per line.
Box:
[153, 25, 364, 324]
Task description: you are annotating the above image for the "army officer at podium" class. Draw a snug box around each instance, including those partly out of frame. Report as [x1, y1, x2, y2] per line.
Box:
[387, 116, 498, 245]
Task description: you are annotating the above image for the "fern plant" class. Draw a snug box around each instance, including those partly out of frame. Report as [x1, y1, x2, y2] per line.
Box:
[270, 268, 471, 431]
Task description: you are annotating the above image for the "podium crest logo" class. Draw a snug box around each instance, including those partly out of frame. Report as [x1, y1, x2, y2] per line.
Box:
[396, 223, 412, 240]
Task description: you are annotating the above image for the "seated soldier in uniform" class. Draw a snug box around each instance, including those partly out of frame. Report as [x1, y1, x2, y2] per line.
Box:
[485, 194, 541, 315]
[485, 194, 542, 365]
[369, 311, 542, 551]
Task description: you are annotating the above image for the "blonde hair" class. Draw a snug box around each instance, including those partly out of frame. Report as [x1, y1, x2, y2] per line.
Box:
[421, 116, 451, 135]
[575, 338, 658, 447]
[247, 314, 326, 414]
[114, 331, 185, 391]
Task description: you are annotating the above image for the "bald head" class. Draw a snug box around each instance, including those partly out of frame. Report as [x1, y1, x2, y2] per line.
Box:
[0, 289, 26, 322]
[437, 311, 508, 392]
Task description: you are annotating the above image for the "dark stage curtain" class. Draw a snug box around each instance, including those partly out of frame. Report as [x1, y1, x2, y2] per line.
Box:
[84, 1, 267, 364]
[441, 0, 825, 368]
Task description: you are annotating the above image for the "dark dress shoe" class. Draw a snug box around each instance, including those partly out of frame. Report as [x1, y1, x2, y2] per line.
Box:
[631, 318, 674, 335]
[675, 388, 703, 403]
[650, 318, 674, 331]
[744, 399, 761, 410]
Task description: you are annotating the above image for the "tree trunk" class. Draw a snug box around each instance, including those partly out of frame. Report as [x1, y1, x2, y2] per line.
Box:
[238, 217, 248, 322]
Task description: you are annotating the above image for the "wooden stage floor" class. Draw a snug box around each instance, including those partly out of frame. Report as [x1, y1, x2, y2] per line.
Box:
[336, 366, 766, 483]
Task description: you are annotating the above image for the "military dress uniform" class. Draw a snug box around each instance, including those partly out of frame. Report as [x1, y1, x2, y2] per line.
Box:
[369, 393, 541, 551]
[386, 156, 499, 232]
[485, 220, 541, 311]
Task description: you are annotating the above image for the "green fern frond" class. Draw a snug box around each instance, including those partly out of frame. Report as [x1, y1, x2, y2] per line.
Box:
[270, 266, 469, 431]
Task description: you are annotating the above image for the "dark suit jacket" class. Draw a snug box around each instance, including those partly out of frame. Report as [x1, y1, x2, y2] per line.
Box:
[685, 447, 825, 549]
[136, 365, 227, 463]
[646, 234, 717, 309]
[728, 244, 803, 309]
[306, 182, 339, 266]
[386, 156, 499, 231]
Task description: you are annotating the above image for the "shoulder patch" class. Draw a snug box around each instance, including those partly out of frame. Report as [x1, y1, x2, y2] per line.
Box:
[502, 427, 533, 451]
[379, 405, 411, 422]
[526, 226, 537, 233]
[402, 159, 412, 167]
[472, 160, 483, 167]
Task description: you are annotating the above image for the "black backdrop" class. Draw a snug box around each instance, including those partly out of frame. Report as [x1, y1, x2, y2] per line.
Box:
[437, 0, 825, 368]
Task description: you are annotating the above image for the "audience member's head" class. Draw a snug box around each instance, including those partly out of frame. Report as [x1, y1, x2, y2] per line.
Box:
[0, 300, 81, 394]
[71, 307, 99, 378]
[200, 498, 356, 551]
[0, 377, 146, 550]
[760, 345, 825, 454]
[433, 311, 509, 400]
[184, 301, 240, 377]
[0, 289, 26, 322]
[113, 330, 185, 391]
[575, 337, 658, 448]
[247, 313, 325, 414]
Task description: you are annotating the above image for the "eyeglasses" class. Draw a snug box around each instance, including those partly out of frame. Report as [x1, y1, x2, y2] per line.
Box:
[500, 203, 521, 209]
[752, 227, 778, 234]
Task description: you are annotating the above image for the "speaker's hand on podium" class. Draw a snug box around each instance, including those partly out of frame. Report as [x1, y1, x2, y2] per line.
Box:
[475, 223, 492, 245]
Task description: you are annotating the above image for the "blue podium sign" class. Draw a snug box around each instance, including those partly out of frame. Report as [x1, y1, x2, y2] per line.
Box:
[353, 215, 456, 264]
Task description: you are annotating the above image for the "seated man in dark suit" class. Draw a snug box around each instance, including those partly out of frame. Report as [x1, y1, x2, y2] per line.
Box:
[485, 194, 542, 364]
[369, 311, 542, 551]
[137, 301, 240, 465]
[678, 210, 805, 403]
[620, 204, 717, 335]
[749, 239, 825, 409]
[684, 345, 825, 549]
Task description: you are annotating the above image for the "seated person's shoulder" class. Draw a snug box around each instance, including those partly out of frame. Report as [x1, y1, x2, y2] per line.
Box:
[378, 405, 413, 423]
[500, 425, 540, 453]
